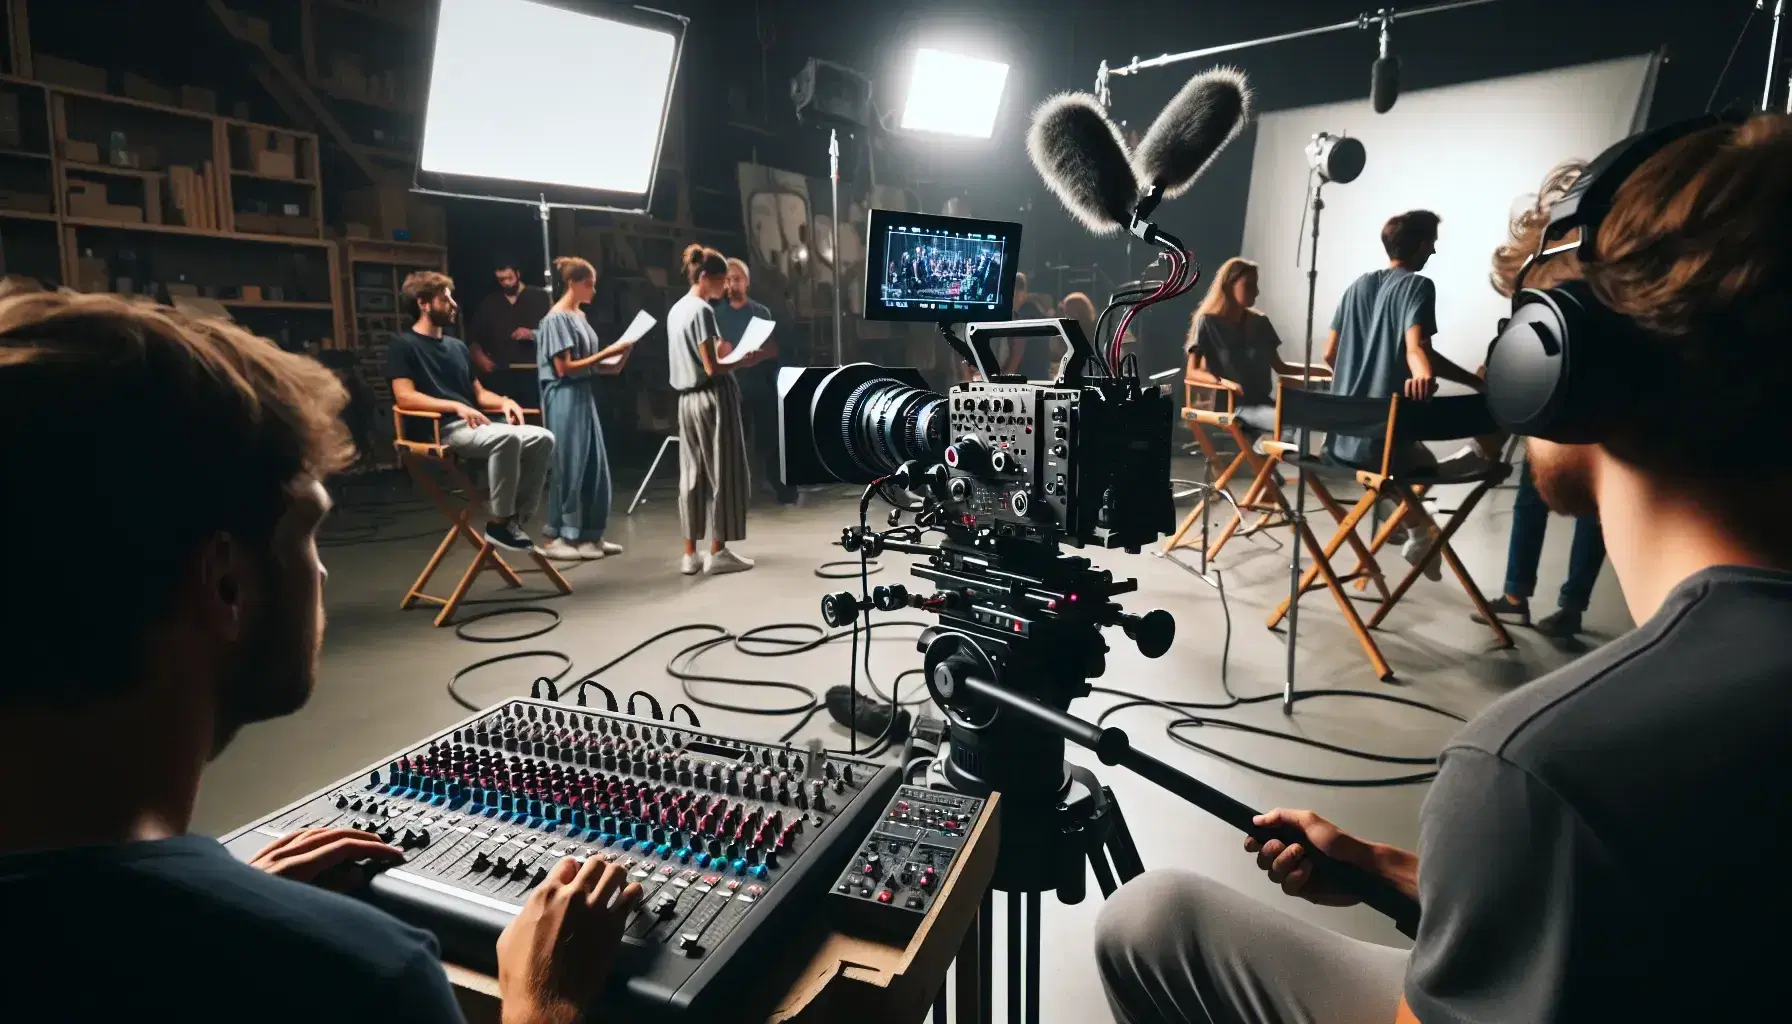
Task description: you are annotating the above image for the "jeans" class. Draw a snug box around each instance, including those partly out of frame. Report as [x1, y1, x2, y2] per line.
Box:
[1503, 462, 1605, 612]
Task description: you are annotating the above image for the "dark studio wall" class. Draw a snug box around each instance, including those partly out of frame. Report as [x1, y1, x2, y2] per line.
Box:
[653, 0, 1755, 364]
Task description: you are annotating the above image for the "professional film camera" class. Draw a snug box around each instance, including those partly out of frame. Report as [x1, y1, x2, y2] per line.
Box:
[778, 209, 1178, 553]
[777, 209, 1182, 896]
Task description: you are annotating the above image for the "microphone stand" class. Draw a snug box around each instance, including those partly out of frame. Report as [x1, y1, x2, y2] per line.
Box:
[944, 670, 1421, 938]
[1768, 0, 1786, 113]
[1283, 178, 1326, 713]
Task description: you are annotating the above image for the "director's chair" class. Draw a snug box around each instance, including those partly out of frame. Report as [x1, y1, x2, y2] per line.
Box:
[1162, 375, 1292, 559]
[1259, 388, 1513, 680]
[393, 407, 572, 626]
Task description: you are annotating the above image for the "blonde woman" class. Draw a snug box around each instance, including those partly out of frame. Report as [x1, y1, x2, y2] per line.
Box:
[1184, 257, 1326, 432]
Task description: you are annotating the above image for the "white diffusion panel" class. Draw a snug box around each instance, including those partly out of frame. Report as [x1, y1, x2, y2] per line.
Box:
[420, 0, 678, 196]
[1239, 55, 1655, 372]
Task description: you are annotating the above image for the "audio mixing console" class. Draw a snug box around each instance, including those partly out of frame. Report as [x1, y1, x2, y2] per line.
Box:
[223, 699, 898, 1022]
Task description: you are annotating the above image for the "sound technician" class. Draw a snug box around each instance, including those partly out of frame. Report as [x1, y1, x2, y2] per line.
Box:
[1095, 113, 1792, 1024]
[0, 291, 641, 1023]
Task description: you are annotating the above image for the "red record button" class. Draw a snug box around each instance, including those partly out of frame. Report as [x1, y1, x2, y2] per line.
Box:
[876, 890, 894, 904]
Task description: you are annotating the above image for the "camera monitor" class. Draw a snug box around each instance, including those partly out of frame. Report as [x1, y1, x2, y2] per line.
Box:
[864, 209, 1021, 322]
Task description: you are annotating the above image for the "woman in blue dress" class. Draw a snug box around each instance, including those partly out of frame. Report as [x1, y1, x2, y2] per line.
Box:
[536, 256, 633, 560]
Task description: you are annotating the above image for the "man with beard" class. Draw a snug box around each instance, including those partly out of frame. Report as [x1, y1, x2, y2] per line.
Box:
[0, 290, 640, 1022]
[712, 257, 794, 504]
[1094, 113, 1792, 1023]
[469, 258, 553, 375]
[390, 270, 554, 552]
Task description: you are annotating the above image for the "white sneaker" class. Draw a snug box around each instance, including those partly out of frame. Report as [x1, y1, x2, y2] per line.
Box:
[679, 552, 702, 575]
[575, 541, 606, 560]
[541, 538, 583, 561]
[1403, 531, 1443, 582]
[705, 548, 756, 575]
[598, 540, 624, 555]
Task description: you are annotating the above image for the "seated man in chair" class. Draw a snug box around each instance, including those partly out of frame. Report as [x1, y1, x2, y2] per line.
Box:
[1096, 113, 1792, 1024]
[389, 270, 554, 552]
[1323, 210, 1489, 574]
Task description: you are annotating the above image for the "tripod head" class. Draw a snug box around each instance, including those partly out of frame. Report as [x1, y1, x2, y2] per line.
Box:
[827, 526, 1173, 803]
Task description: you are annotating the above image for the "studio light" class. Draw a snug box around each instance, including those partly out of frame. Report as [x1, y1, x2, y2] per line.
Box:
[417, 0, 683, 210]
[899, 48, 1010, 139]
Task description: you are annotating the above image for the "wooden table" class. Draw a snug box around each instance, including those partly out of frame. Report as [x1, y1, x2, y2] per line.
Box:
[445, 794, 1001, 1024]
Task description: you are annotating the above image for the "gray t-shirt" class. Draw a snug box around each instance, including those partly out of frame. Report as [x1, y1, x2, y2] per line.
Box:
[667, 291, 722, 392]
[535, 309, 602, 384]
[1187, 310, 1282, 407]
[1324, 267, 1435, 465]
[1406, 565, 1792, 1022]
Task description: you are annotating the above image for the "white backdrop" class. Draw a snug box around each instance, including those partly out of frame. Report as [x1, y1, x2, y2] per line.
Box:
[1239, 55, 1656, 374]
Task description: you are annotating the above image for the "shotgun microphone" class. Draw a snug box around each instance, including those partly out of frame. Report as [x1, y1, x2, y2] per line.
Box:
[1371, 15, 1400, 114]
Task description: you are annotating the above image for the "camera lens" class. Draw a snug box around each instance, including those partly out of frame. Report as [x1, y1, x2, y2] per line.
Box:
[841, 377, 948, 478]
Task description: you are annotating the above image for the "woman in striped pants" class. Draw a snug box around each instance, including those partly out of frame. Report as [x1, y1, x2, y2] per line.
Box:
[665, 244, 764, 575]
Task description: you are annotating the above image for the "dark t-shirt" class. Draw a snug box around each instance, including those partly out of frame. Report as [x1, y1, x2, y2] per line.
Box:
[0, 835, 462, 1022]
[712, 297, 775, 398]
[1187, 310, 1282, 407]
[470, 286, 552, 366]
[1406, 566, 1792, 1022]
[386, 330, 477, 407]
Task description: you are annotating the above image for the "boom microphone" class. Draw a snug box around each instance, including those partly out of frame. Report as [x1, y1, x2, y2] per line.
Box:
[1370, 17, 1400, 114]
[1026, 92, 1139, 235]
[1131, 66, 1252, 200]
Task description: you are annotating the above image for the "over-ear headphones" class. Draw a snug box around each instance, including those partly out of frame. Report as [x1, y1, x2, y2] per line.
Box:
[1484, 113, 1736, 442]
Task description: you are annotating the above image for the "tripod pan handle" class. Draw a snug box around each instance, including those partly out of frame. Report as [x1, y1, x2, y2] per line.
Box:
[1254, 823, 1420, 939]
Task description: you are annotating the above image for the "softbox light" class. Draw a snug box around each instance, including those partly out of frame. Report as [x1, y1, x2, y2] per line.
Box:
[899, 49, 1010, 139]
[417, 0, 685, 211]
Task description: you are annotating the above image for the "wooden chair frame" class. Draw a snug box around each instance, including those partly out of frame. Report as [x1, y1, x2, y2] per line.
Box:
[1257, 390, 1512, 681]
[1163, 375, 1290, 559]
[393, 407, 572, 626]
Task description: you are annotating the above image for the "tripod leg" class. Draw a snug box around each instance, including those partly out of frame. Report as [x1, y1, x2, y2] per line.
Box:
[1007, 892, 1022, 1024]
[934, 984, 947, 1024]
[1103, 792, 1147, 883]
[1087, 848, 1119, 899]
[1025, 892, 1041, 1024]
[979, 889, 993, 1024]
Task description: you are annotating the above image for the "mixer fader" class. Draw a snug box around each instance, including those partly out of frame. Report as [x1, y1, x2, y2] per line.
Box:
[223, 699, 897, 1022]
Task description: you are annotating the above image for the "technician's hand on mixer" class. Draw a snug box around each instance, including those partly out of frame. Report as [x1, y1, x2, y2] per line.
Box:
[248, 827, 404, 893]
[1244, 808, 1418, 906]
[498, 857, 644, 1024]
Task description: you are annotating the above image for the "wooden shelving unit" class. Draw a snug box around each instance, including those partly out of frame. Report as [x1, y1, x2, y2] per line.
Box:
[0, 70, 344, 348]
[341, 236, 446, 466]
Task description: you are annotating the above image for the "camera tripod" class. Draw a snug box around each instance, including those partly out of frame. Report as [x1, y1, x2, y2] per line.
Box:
[918, 754, 1143, 1024]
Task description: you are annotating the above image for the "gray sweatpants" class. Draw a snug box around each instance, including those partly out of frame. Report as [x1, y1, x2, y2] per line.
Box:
[1095, 870, 1407, 1024]
[442, 420, 554, 522]
[676, 377, 750, 544]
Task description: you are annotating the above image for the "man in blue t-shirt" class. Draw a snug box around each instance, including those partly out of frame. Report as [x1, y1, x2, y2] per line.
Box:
[1322, 210, 1487, 470]
[713, 257, 795, 504]
[0, 291, 640, 1022]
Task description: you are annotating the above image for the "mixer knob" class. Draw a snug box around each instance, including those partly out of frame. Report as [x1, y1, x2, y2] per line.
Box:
[824, 762, 837, 781]
[706, 838, 723, 857]
[678, 770, 693, 786]
[842, 765, 855, 786]
[990, 450, 1013, 475]
[776, 750, 789, 769]
[625, 724, 636, 739]
[794, 789, 808, 810]
[1051, 443, 1068, 459]
[677, 933, 703, 956]
[335, 793, 350, 809]
[833, 778, 845, 795]
[656, 728, 668, 744]
[726, 775, 740, 797]
[777, 785, 791, 805]
[634, 822, 651, 841]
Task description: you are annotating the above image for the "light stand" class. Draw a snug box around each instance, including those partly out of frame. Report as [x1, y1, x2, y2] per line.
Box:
[1283, 176, 1327, 713]
[538, 195, 554, 296]
[829, 129, 844, 364]
[1768, 0, 1787, 112]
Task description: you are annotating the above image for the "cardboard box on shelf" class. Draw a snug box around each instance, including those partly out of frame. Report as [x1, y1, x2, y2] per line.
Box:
[75, 254, 109, 293]
[344, 185, 408, 240]
[233, 210, 279, 234]
[61, 138, 100, 163]
[121, 74, 176, 107]
[167, 282, 200, 297]
[37, 56, 108, 93]
[0, 190, 53, 213]
[255, 149, 297, 179]
[179, 86, 218, 114]
[344, 222, 372, 239]
[241, 286, 263, 302]
[66, 179, 108, 218]
[279, 214, 316, 237]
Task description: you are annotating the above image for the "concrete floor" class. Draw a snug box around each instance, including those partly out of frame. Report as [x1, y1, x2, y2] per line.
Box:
[194, 455, 1631, 1022]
